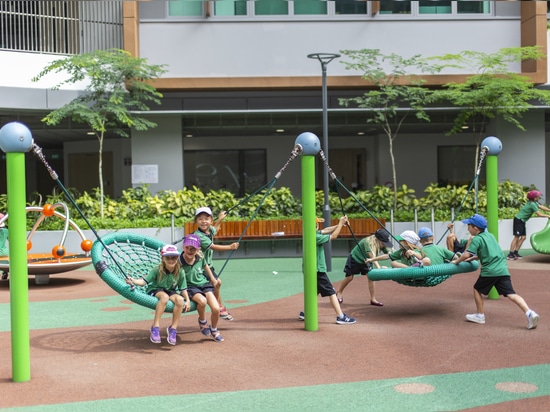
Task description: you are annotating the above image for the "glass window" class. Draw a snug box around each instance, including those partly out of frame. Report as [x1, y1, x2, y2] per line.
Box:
[335, 0, 368, 15]
[214, 1, 247, 17]
[254, 0, 288, 16]
[379, 0, 411, 15]
[294, 0, 327, 15]
[457, 0, 489, 14]
[168, 1, 202, 17]
[184, 149, 267, 197]
[437, 146, 484, 187]
[419, 1, 452, 14]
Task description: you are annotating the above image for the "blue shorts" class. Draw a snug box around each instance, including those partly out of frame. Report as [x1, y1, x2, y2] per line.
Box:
[473, 276, 516, 297]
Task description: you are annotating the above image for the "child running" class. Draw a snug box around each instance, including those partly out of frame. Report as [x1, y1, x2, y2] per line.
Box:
[179, 233, 224, 342]
[126, 244, 189, 345]
[193, 206, 239, 321]
[454, 214, 540, 329]
[336, 228, 393, 306]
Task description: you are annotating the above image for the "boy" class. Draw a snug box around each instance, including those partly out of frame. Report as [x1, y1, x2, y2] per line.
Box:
[299, 215, 356, 325]
[508, 190, 550, 260]
[418, 227, 457, 265]
[454, 214, 540, 329]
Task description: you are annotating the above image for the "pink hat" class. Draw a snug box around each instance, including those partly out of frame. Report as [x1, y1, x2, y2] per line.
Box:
[183, 234, 201, 249]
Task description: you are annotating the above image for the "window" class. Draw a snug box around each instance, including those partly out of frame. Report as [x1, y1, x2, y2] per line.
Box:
[437, 146, 485, 187]
[184, 149, 267, 197]
[379, 1, 490, 16]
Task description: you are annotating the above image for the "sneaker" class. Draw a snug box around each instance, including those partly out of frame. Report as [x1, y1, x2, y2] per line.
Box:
[514, 252, 524, 260]
[166, 326, 177, 345]
[527, 311, 540, 330]
[210, 327, 224, 342]
[336, 313, 356, 324]
[507, 253, 517, 261]
[150, 326, 161, 343]
[298, 311, 305, 321]
[198, 318, 211, 336]
[465, 313, 485, 324]
[411, 262, 422, 268]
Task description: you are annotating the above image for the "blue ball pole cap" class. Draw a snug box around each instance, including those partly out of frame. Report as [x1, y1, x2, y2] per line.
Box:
[0, 122, 34, 153]
[481, 136, 502, 156]
[295, 132, 320, 156]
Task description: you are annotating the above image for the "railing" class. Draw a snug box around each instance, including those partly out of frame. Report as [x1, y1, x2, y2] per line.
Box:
[0, 0, 123, 54]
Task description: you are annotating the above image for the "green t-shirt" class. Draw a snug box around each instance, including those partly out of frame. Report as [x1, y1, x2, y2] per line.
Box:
[194, 226, 217, 267]
[466, 231, 510, 277]
[181, 255, 210, 287]
[0, 227, 8, 256]
[388, 248, 419, 266]
[350, 237, 373, 263]
[515, 201, 539, 222]
[316, 231, 331, 273]
[143, 267, 187, 295]
[421, 244, 456, 265]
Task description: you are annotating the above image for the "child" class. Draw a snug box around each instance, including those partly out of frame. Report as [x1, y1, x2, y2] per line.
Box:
[193, 206, 239, 321]
[126, 244, 189, 345]
[418, 227, 458, 264]
[179, 233, 224, 342]
[366, 230, 429, 268]
[336, 228, 393, 307]
[508, 190, 550, 260]
[299, 216, 356, 325]
[446, 222, 470, 255]
[454, 213, 540, 329]
[0, 213, 8, 256]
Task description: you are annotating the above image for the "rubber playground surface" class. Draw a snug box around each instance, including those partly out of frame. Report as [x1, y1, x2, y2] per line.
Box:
[0, 252, 549, 411]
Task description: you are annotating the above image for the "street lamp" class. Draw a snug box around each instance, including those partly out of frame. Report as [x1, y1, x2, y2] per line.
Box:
[308, 52, 340, 271]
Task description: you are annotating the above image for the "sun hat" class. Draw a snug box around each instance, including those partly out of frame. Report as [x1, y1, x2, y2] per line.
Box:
[527, 190, 542, 201]
[374, 229, 393, 248]
[315, 217, 325, 223]
[400, 230, 420, 246]
[183, 234, 201, 249]
[195, 206, 213, 217]
[161, 244, 180, 257]
[418, 227, 433, 239]
[461, 214, 487, 230]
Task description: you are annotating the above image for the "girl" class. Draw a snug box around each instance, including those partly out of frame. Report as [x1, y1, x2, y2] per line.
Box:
[366, 230, 430, 268]
[336, 229, 393, 306]
[126, 244, 189, 346]
[179, 233, 224, 342]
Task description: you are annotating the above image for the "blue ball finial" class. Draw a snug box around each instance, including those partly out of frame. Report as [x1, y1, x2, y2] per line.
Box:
[0, 122, 34, 153]
[295, 132, 320, 156]
[481, 136, 502, 156]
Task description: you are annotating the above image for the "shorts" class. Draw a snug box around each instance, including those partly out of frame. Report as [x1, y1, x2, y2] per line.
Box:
[343, 255, 370, 277]
[317, 272, 336, 297]
[453, 239, 466, 254]
[148, 288, 180, 298]
[473, 276, 516, 297]
[187, 283, 215, 299]
[512, 217, 526, 237]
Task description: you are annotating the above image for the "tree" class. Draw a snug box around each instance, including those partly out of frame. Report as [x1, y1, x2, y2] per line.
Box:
[33, 48, 167, 218]
[339, 49, 441, 209]
[430, 47, 550, 169]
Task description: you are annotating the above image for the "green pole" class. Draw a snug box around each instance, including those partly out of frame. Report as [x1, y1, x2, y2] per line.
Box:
[0, 121, 34, 382]
[302, 154, 318, 331]
[482, 136, 502, 301]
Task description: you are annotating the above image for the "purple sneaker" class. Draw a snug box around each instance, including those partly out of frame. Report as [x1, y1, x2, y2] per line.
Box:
[150, 326, 161, 344]
[166, 326, 177, 345]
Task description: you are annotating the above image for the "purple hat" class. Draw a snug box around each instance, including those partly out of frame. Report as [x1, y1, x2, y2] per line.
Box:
[183, 234, 201, 249]
[461, 214, 487, 230]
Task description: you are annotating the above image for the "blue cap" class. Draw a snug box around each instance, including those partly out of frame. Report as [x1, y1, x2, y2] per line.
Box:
[418, 227, 433, 239]
[461, 214, 487, 230]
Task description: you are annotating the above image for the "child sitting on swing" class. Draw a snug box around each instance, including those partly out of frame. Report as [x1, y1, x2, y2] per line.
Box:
[366, 230, 430, 268]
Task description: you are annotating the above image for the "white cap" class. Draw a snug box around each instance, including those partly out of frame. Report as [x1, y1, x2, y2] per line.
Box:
[195, 206, 213, 217]
[400, 230, 420, 247]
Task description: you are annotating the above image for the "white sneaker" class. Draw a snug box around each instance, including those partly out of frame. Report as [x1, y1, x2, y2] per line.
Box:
[466, 313, 485, 324]
[527, 311, 540, 330]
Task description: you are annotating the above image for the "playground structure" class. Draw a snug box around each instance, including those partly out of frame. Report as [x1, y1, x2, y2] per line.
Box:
[0, 204, 93, 284]
[530, 218, 550, 254]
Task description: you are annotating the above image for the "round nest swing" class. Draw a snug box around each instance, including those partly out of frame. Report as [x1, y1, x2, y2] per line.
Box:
[368, 261, 479, 287]
[90, 232, 197, 312]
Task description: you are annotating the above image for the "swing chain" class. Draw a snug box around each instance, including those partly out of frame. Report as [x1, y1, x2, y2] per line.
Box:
[317, 149, 337, 180]
[476, 146, 489, 176]
[275, 144, 302, 179]
[32, 143, 59, 180]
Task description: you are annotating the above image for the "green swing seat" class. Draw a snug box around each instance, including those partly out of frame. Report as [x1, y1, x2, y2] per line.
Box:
[368, 261, 479, 287]
[91, 232, 197, 312]
[530, 219, 550, 254]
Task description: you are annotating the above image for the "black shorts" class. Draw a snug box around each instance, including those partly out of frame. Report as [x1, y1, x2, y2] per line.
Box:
[317, 272, 336, 297]
[512, 217, 526, 237]
[343, 255, 370, 277]
[187, 284, 215, 299]
[453, 239, 466, 254]
[148, 288, 180, 298]
[473, 276, 516, 297]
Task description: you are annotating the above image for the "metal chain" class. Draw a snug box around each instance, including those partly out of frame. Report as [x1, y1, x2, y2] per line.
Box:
[275, 144, 302, 179]
[317, 149, 337, 180]
[476, 146, 489, 176]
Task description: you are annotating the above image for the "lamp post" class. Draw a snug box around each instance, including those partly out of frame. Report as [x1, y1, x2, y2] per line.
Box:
[307, 52, 340, 271]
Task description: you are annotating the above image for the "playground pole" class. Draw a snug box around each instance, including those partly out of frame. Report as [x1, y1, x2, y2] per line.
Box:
[296, 132, 321, 331]
[481, 136, 502, 301]
[0, 121, 34, 381]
